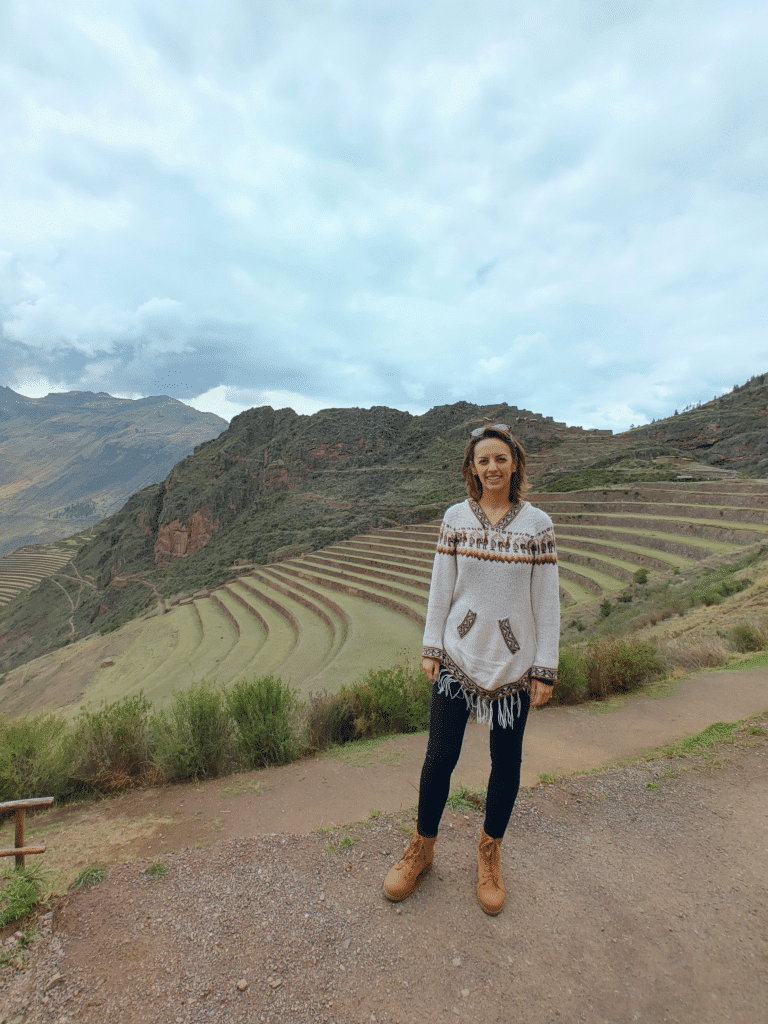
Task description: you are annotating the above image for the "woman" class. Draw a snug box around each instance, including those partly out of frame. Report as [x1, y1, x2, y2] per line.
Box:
[383, 424, 559, 915]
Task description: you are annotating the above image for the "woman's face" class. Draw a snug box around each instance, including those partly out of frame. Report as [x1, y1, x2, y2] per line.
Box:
[471, 437, 517, 499]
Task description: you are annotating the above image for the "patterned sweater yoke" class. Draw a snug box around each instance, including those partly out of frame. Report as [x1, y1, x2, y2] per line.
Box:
[422, 499, 560, 726]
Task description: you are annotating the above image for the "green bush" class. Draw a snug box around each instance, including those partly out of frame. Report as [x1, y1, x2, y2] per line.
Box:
[303, 689, 358, 750]
[350, 665, 431, 737]
[552, 647, 588, 705]
[583, 637, 665, 701]
[0, 714, 76, 802]
[151, 682, 235, 781]
[599, 599, 612, 619]
[730, 622, 766, 654]
[72, 693, 155, 791]
[226, 675, 300, 768]
[633, 568, 649, 585]
[304, 664, 431, 750]
[694, 570, 752, 608]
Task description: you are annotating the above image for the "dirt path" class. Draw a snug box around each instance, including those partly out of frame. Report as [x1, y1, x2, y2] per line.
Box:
[1, 668, 767, 1023]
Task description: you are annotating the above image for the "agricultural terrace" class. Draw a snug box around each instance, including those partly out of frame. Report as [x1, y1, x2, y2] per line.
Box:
[6, 478, 768, 717]
[0, 538, 79, 606]
[534, 480, 768, 605]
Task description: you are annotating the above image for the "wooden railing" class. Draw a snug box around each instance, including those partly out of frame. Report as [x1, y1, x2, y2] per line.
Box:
[0, 797, 54, 868]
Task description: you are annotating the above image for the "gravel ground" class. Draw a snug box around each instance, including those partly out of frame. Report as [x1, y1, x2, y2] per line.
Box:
[2, 728, 767, 1024]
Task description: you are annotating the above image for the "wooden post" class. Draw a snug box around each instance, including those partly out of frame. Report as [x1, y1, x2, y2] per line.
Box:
[0, 797, 54, 869]
[15, 808, 25, 869]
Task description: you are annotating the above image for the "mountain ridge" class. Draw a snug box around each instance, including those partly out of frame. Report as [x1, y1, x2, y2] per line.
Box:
[0, 387, 228, 557]
[0, 373, 765, 677]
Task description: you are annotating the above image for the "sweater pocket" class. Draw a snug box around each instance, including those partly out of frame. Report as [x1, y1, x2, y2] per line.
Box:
[457, 609, 477, 638]
[498, 617, 521, 654]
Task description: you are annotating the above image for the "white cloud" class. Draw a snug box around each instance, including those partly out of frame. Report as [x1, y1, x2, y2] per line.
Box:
[10, 375, 72, 399]
[0, 0, 766, 432]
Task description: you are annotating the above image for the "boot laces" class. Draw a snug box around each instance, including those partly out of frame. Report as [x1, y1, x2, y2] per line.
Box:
[479, 836, 502, 888]
[398, 834, 425, 870]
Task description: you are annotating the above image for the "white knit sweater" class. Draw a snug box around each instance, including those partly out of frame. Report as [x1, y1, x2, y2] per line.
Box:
[422, 498, 560, 724]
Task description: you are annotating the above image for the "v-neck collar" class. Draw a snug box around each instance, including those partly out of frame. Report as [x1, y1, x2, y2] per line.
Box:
[468, 498, 524, 531]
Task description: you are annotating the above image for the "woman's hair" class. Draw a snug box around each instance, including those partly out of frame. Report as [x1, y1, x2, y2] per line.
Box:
[462, 427, 528, 503]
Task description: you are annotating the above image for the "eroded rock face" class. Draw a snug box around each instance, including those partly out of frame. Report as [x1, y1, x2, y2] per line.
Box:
[154, 508, 219, 563]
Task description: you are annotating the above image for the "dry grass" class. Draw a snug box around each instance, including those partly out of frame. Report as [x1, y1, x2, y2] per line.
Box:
[662, 636, 731, 671]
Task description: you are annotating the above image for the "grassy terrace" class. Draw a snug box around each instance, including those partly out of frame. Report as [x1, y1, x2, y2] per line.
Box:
[5, 478, 768, 716]
[0, 538, 79, 605]
[148, 480, 768, 698]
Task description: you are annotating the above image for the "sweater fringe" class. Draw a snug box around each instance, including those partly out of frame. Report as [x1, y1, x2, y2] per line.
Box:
[436, 669, 523, 730]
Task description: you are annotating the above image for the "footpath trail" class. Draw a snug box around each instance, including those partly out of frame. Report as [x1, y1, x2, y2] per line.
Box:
[2, 666, 767, 1024]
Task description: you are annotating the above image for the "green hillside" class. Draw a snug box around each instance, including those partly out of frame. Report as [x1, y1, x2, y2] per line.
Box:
[1, 379, 766, 684]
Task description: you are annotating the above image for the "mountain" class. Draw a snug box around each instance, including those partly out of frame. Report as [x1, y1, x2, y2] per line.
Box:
[0, 400, 611, 671]
[628, 373, 768, 474]
[0, 388, 228, 557]
[1, 373, 765, 677]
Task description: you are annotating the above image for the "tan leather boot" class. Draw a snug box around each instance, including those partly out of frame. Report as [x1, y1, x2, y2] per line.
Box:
[477, 827, 505, 915]
[383, 830, 437, 902]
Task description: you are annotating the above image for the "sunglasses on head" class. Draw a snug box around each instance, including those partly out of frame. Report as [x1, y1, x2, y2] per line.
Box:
[471, 423, 513, 438]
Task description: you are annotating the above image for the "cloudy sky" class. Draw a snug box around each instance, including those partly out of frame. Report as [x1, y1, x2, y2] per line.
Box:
[1, 0, 766, 431]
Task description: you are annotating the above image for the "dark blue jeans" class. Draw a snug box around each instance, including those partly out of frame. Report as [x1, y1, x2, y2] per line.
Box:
[417, 680, 530, 840]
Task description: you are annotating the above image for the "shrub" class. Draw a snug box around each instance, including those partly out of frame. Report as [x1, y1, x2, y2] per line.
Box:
[303, 664, 431, 750]
[349, 665, 431, 738]
[730, 622, 766, 654]
[599, 599, 612, 619]
[151, 682, 235, 781]
[71, 693, 156, 791]
[303, 689, 358, 750]
[583, 637, 665, 701]
[552, 647, 588, 705]
[633, 568, 649, 585]
[226, 675, 300, 768]
[0, 714, 76, 802]
[694, 571, 751, 608]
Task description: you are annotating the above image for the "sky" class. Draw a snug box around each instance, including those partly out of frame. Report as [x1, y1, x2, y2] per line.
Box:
[1, 0, 766, 432]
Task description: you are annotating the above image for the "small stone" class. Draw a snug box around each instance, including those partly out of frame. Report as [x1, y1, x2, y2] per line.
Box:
[13, 931, 24, 940]
[343, 938, 351, 949]
[44, 974, 66, 992]
[461, 988, 470, 998]
[269, 978, 283, 989]
[452, 957, 461, 967]
[237, 979, 248, 991]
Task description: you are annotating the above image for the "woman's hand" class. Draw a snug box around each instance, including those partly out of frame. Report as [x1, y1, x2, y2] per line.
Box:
[422, 657, 441, 682]
[528, 677, 554, 708]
